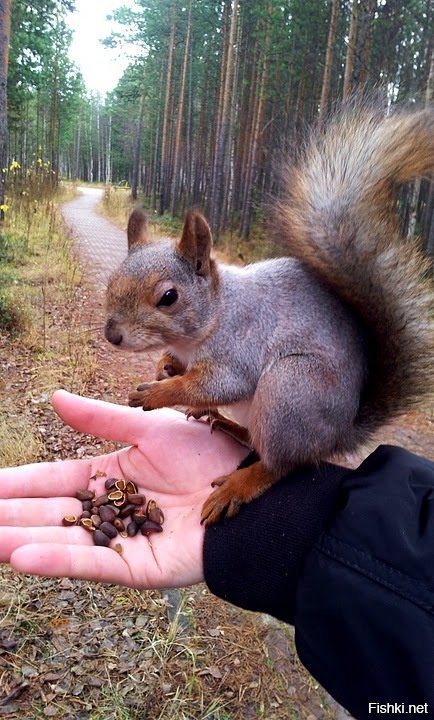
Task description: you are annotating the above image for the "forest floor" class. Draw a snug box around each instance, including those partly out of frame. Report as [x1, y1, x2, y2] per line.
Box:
[0, 187, 433, 720]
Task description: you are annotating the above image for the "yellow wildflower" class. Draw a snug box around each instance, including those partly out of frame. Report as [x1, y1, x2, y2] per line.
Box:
[0, 203, 10, 212]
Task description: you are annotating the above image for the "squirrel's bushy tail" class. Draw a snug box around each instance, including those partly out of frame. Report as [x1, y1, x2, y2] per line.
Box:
[274, 102, 434, 443]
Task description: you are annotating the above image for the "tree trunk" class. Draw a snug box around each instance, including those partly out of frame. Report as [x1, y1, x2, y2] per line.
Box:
[343, 0, 359, 100]
[105, 113, 112, 185]
[240, 34, 269, 239]
[150, 61, 164, 209]
[74, 121, 81, 180]
[159, 16, 176, 215]
[88, 107, 93, 182]
[319, 0, 339, 122]
[407, 48, 434, 239]
[184, 38, 193, 211]
[132, 91, 145, 200]
[221, 16, 241, 228]
[209, 0, 239, 238]
[210, 0, 230, 196]
[49, 52, 60, 185]
[96, 99, 101, 183]
[0, 0, 10, 219]
[193, 50, 210, 206]
[170, 0, 192, 215]
[425, 200, 434, 257]
[354, 0, 376, 87]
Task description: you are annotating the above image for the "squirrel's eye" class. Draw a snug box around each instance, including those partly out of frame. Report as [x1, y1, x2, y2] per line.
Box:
[157, 288, 178, 308]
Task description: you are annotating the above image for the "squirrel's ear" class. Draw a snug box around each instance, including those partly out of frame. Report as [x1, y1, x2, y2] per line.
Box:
[127, 208, 149, 251]
[177, 210, 213, 276]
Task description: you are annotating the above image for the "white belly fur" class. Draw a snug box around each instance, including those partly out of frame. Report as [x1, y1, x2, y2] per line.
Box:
[218, 398, 253, 427]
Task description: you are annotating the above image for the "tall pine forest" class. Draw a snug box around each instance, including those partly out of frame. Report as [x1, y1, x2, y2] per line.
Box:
[1, 0, 434, 248]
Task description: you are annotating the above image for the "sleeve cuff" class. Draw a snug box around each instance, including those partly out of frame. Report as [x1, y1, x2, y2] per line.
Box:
[203, 461, 347, 624]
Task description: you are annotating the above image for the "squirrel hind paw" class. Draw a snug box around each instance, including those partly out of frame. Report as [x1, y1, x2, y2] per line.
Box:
[201, 482, 243, 525]
[201, 462, 278, 524]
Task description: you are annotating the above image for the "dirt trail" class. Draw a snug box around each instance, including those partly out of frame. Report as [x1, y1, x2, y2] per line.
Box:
[62, 186, 127, 286]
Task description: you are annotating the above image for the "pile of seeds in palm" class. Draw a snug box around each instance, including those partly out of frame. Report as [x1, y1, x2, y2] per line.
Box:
[62, 475, 164, 552]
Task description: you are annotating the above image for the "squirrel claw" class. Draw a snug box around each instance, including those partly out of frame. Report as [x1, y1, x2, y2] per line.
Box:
[128, 392, 146, 408]
[186, 408, 209, 421]
[210, 475, 226, 488]
[201, 489, 242, 525]
[200, 475, 244, 525]
[201, 462, 275, 525]
[128, 384, 154, 410]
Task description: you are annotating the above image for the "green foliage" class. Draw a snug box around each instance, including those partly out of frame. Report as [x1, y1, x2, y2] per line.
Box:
[0, 292, 25, 334]
[0, 231, 28, 264]
[0, 236, 27, 334]
[8, 0, 84, 172]
[150, 210, 184, 236]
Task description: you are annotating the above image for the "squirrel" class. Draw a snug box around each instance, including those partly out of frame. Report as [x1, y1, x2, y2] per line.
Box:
[104, 102, 434, 525]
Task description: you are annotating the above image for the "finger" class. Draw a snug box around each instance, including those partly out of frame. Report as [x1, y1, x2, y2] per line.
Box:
[0, 526, 93, 561]
[0, 457, 91, 499]
[52, 389, 184, 445]
[0, 497, 80, 525]
[10, 543, 134, 586]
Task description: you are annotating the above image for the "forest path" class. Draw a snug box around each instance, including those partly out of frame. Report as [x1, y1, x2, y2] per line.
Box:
[61, 186, 127, 286]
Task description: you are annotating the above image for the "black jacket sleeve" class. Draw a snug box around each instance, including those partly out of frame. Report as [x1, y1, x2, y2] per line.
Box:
[203, 445, 434, 720]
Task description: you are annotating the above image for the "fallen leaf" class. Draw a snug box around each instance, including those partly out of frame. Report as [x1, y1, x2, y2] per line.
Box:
[43, 704, 58, 717]
[198, 665, 223, 679]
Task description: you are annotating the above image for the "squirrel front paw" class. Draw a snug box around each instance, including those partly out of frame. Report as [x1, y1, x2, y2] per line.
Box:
[128, 382, 158, 410]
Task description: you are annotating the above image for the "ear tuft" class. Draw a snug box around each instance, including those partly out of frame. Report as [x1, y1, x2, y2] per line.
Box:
[177, 210, 213, 276]
[127, 208, 149, 251]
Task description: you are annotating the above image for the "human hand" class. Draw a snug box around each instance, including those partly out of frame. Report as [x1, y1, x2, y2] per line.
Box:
[0, 390, 248, 589]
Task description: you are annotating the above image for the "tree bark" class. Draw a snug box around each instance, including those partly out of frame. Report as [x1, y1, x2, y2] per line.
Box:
[88, 107, 93, 183]
[0, 0, 10, 218]
[105, 113, 112, 185]
[343, 0, 359, 100]
[193, 48, 210, 206]
[407, 48, 434, 239]
[209, 0, 239, 237]
[240, 33, 269, 238]
[170, 0, 192, 215]
[354, 0, 376, 87]
[132, 91, 145, 200]
[319, 0, 339, 122]
[159, 15, 176, 215]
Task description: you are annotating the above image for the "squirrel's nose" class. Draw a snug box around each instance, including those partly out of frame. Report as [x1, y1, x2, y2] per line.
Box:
[104, 320, 123, 346]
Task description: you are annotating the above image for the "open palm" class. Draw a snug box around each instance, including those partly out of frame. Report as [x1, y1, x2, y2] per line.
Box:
[0, 390, 248, 588]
